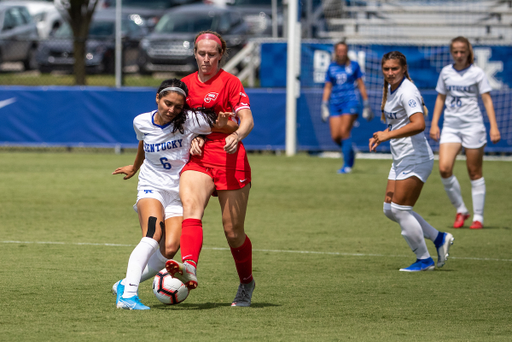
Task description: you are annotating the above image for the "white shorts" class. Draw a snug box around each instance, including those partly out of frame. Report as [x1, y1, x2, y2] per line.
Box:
[388, 159, 433, 183]
[133, 188, 183, 219]
[440, 124, 487, 149]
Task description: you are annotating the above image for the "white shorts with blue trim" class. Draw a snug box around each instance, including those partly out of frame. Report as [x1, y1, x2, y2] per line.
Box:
[440, 124, 487, 149]
[133, 188, 183, 219]
[387, 159, 434, 183]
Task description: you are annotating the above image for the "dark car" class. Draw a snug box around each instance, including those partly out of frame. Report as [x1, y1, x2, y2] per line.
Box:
[36, 10, 147, 74]
[98, 0, 202, 31]
[226, 0, 283, 36]
[138, 4, 249, 74]
[0, 2, 39, 70]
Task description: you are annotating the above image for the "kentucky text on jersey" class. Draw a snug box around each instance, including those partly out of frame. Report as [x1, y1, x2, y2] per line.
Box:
[144, 139, 183, 153]
[383, 110, 398, 119]
[446, 85, 475, 92]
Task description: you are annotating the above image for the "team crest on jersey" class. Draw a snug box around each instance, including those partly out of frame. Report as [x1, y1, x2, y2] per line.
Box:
[240, 92, 247, 98]
[345, 66, 352, 74]
[204, 92, 219, 103]
[408, 99, 417, 108]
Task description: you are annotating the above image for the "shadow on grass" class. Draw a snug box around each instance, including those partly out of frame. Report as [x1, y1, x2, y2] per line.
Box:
[153, 302, 281, 310]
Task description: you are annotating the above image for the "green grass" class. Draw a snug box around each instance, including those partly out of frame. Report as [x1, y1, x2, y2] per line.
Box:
[0, 152, 511, 341]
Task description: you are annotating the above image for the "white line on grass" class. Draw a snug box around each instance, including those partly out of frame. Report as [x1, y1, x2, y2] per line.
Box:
[2, 240, 511, 263]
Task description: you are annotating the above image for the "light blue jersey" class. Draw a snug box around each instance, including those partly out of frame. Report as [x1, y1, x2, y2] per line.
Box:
[325, 60, 363, 112]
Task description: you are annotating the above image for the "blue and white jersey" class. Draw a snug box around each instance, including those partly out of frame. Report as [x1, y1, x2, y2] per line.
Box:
[133, 110, 211, 191]
[325, 60, 363, 108]
[383, 78, 434, 167]
[436, 64, 492, 128]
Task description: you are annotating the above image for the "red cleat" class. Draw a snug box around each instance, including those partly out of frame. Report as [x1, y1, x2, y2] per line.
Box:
[453, 213, 470, 228]
[470, 221, 483, 229]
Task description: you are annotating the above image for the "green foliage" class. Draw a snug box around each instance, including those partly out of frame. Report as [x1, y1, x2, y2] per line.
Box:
[0, 152, 511, 341]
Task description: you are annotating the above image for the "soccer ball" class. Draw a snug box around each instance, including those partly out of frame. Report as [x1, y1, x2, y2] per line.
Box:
[152, 269, 189, 305]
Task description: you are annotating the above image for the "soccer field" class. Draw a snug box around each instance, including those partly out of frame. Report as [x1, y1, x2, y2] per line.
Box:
[1, 152, 511, 341]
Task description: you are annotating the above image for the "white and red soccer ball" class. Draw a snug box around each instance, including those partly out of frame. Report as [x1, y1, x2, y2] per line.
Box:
[152, 269, 189, 305]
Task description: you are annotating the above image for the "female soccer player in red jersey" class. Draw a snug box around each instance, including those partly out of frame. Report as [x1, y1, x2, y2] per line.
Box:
[165, 31, 255, 307]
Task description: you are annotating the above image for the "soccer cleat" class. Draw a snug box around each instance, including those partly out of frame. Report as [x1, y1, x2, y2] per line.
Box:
[165, 260, 198, 290]
[115, 280, 125, 306]
[112, 280, 121, 296]
[337, 166, 352, 174]
[117, 295, 150, 310]
[399, 257, 435, 272]
[436, 233, 454, 268]
[453, 212, 470, 228]
[470, 221, 483, 229]
[231, 280, 256, 307]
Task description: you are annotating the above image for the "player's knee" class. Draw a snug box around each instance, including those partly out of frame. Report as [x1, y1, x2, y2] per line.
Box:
[383, 202, 396, 222]
[162, 242, 179, 259]
[439, 165, 453, 179]
[223, 226, 245, 246]
[145, 216, 158, 238]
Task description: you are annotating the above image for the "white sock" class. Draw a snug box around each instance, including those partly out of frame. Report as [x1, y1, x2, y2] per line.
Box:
[122, 237, 159, 299]
[471, 177, 485, 224]
[441, 175, 468, 214]
[391, 203, 430, 260]
[383, 202, 396, 222]
[140, 248, 169, 283]
[411, 211, 439, 242]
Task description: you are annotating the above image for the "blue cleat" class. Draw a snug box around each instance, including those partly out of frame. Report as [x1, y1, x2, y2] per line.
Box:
[337, 166, 352, 174]
[115, 280, 124, 306]
[112, 280, 121, 296]
[117, 295, 150, 310]
[399, 257, 435, 272]
[436, 233, 454, 268]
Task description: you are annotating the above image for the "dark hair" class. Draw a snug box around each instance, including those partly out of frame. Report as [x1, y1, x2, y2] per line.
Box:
[334, 41, 350, 65]
[194, 30, 228, 61]
[380, 51, 428, 120]
[156, 78, 217, 133]
[450, 36, 474, 65]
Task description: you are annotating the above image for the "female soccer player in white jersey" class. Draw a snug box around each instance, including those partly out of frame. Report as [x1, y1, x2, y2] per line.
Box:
[111, 79, 235, 310]
[429, 36, 501, 229]
[322, 42, 373, 174]
[369, 51, 454, 272]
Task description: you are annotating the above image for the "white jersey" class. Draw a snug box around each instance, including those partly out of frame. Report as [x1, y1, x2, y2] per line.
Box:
[383, 78, 434, 167]
[134, 110, 212, 191]
[436, 64, 492, 128]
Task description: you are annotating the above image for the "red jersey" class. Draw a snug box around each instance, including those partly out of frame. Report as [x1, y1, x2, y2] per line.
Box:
[182, 69, 251, 171]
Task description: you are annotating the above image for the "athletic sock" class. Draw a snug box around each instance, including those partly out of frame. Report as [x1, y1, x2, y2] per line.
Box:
[441, 175, 468, 214]
[471, 177, 485, 224]
[230, 235, 253, 284]
[140, 248, 168, 283]
[341, 136, 355, 168]
[391, 203, 430, 260]
[383, 202, 396, 222]
[123, 237, 159, 299]
[411, 211, 439, 242]
[180, 218, 203, 266]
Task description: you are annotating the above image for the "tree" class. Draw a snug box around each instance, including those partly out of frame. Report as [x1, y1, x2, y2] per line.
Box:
[58, 0, 99, 85]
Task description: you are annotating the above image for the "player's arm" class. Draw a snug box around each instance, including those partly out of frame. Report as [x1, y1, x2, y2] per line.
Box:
[356, 78, 369, 102]
[373, 112, 425, 144]
[429, 93, 446, 141]
[112, 140, 145, 180]
[212, 115, 238, 134]
[224, 108, 254, 154]
[481, 92, 501, 144]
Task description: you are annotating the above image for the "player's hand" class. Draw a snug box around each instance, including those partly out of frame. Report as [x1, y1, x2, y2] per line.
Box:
[321, 101, 330, 122]
[112, 165, 137, 180]
[429, 125, 440, 142]
[216, 112, 235, 128]
[224, 132, 240, 154]
[369, 137, 380, 152]
[490, 127, 501, 144]
[369, 129, 390, 152]
[190, 135, 205, 156]
[362, 100, 374, 121]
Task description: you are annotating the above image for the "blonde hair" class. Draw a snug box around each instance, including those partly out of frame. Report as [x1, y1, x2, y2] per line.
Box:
[450, 36, 474, 66]
[380, 51, 428, 120]
[334, 41, 351, 66]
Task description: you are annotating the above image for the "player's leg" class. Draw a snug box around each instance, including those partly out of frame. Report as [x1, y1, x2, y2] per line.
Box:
[465, 146, 485, 228]
[118, 198, 164, 310]
[329, 114, 343, 146]
[165, 170, 215, 289]
[217, 185, 255, 307]
[337, 113, 358, 173]
[439, 142, 469, 227]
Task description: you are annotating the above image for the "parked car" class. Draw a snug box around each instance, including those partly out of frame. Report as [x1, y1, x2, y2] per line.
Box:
[36, 10, 147, 74]
[2, 1, 64, 39]
[138, 4, 250, 74]
[98, 0, 202, 31]
[0, 2, 39, 70]
[226, 0, 283, 36]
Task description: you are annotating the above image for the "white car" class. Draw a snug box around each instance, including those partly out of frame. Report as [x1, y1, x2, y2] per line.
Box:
[2, 1, 64, 39]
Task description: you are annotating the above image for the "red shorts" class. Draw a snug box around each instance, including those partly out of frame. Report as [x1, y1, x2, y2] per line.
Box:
[181, 161, 251, 192]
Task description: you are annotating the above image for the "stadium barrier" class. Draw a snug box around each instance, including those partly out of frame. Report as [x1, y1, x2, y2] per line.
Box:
[0, 85, 510, 153]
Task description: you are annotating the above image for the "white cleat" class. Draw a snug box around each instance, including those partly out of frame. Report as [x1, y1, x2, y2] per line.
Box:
[112, 280, 121, 295]
[165, 260, 198, 290]
[437, 233, 454, 268]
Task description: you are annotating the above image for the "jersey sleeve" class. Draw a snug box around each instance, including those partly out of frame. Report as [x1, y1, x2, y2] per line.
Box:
[402, 88, 424, 117]
[186, 110, 212, 135]
[133, 115, 145, 141]
[435, 68, 447, 95]
[228, 78, 251, 113]
[476, 68, 493, 94]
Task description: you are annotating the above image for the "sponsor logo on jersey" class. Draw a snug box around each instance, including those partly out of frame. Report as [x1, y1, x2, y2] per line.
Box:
[204, 92, 219, 103]
[240, 92, 247, 98]
[408, 99, 417, 108]
[241, 102, 248, 106]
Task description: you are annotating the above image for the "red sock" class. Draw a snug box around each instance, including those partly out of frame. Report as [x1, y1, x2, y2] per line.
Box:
[180, 218, 203, 266]
[230, 235, 253, 284]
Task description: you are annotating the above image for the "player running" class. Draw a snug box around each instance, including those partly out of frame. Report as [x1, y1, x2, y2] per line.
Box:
[429, 36, 501, 229]
[370, 51, 454, 272]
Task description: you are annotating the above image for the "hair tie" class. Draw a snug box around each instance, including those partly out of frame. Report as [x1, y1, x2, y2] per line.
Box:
[195, 33, 222, 47]
[159, 87, 186, 97]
